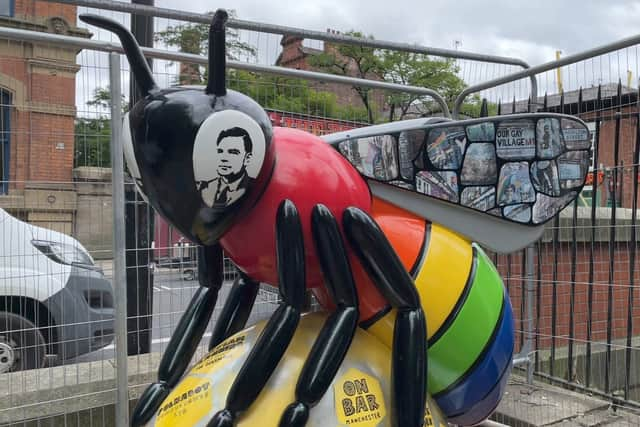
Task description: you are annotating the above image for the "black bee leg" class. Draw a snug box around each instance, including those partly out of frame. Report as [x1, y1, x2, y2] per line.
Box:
[208, 272, 260, 350]
[131, 245, 224, 427]
[280, 204, 359, 426]
[343, 207, 427, 427]
[208, 199, 306, 427]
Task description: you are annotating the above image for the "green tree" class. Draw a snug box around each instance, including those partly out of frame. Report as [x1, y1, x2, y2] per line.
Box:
[309, 31, 382, 124]
[74, 88, 127, 168]
[308, 32, 487, 122]
[74, 115, 111, 168]
[155, 10, 257, 85]
[157, 12, 370, 123]
[457, 94, 499, 118]
[381, 51, 466, 121]
[228, 69, 369, 122]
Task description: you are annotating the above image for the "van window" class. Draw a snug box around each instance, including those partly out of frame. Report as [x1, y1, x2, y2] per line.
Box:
[0, 0, 13, 17]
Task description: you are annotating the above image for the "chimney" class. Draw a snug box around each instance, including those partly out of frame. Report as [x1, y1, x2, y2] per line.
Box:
[280, 34, 304, 47]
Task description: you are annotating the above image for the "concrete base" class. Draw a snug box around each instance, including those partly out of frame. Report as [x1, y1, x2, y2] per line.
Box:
[2, 353, 640, 426]
[492, 375, 640, 426]
[0, 353, 158, 425]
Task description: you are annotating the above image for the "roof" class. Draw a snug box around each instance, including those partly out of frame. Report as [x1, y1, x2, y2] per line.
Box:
[499, 83, 638, 114]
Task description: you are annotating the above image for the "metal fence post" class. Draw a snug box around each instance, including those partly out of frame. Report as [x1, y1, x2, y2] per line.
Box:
[511, 244, 534, 384]
[110, 52, 129, 427]
[525, 244, 535, 384]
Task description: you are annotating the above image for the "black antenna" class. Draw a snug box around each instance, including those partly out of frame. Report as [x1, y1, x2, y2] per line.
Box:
[80, 14, 158, 96]
[206, 9, 228, 96]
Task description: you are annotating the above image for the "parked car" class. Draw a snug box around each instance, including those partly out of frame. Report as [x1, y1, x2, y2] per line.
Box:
[0, 208, 114, 373]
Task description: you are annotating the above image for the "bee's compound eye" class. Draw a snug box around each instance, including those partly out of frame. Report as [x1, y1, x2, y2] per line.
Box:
[193, 110, 267, 208]
[122, 112, 149, 202]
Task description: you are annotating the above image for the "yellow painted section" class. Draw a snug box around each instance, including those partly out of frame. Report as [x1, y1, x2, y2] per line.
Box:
[366, 225, 473, 348]
[150, 313, 448, 426]
[334, 368, 387, 426]
[155, 377, 212, 427]
[190, 335, 246, 375]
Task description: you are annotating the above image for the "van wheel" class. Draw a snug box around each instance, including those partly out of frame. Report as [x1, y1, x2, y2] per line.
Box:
[0, 312, 46, 374]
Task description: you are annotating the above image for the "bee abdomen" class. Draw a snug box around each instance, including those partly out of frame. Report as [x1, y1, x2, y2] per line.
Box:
[366, 224, 514, 425]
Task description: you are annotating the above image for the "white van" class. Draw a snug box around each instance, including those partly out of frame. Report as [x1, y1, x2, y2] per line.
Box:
[0, 208, 114, 372]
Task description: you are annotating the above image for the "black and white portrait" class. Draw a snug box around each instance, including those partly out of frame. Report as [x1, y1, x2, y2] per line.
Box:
[193, 110, 266, 209]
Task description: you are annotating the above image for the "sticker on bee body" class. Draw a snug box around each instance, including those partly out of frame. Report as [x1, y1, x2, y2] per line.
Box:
[426, 127, 466, 170]
[504, 204, 531, 223]
[461, 143, 497, 185]
[461, 186, 496, 211]
[561, 118, 591, 150]
[339, 135, 399, 181]
[558, 151, 589, 189]
[533, 192, 577, 223]
[466, 122, 495, 142]
[531, 160, 560, 196]
[496, 121, 536, 160]
[193, 110, 267, 209]
[416, 171, 459, 203]
[497, 162, 535, 206]
[537, 118, 563, 159]
[399, 129, 425, 180]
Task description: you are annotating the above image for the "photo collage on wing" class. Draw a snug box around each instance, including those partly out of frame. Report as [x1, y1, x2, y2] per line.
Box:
[337, 115, 592, 225]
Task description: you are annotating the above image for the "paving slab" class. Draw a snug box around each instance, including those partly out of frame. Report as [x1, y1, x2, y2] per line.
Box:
[493, 375, 640, 426]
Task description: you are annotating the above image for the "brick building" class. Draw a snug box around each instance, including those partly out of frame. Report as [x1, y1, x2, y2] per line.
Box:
[0, 0, 89, 231]
[501, 84, 640, 208]
[275, 31, 388, 122]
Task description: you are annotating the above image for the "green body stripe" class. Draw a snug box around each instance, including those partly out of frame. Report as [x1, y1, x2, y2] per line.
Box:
[427, 245, 504, 395]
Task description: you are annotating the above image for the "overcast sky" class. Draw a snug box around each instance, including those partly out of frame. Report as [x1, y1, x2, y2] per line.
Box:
[76, 1, 640, 113]
[150, 0, 640, 67]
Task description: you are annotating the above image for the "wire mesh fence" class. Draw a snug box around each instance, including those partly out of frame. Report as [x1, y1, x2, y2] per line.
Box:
[1, 0, 640, 426]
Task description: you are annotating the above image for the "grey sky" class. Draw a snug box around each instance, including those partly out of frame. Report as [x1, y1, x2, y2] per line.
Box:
[75, 1, 640, 114]
[155, 0, 640, 67]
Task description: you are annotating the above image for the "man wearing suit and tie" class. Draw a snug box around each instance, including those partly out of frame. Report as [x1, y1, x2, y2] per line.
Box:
[198, 126, 255, 209]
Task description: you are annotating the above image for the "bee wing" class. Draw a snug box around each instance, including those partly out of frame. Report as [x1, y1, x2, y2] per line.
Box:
[322, 114, 592, 253]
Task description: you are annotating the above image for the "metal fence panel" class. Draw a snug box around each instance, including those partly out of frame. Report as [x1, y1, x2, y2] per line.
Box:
[2, 1, 640, 426]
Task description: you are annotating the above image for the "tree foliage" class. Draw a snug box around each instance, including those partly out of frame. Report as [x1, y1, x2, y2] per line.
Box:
[228, 70, 369, 122]
[155, 10, 257, 85]
[308, 31, 485, 122]
[157, 14, 369, 122]
[308, 31, 382, 123]
[381, 51, 466, 121]
[74, 88, 128, 168]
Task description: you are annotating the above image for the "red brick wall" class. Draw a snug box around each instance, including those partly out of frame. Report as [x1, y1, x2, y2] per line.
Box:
[579, 106, 640, 209]
[8, 110, 29, 186]
[2, 1, 79, 190]
[30, 72, 75, 106]
[29, 112, 74, 182]
[496, 241, 640, 353]
[278, 36, 388, 121]
[15, 0, 77, 24]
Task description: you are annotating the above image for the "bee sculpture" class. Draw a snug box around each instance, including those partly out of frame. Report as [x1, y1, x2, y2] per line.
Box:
[80, 10, 591, 427]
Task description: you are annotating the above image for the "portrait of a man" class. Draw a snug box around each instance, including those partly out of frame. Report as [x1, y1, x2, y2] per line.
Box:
[197, 126, 255, 208]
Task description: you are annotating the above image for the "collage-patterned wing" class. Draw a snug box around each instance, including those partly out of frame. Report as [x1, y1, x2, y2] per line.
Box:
[322, 114, 592, 253]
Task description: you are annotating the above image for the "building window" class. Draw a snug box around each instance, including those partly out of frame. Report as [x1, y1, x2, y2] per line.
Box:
[0, 0, 14, 17]
[0, 89, 11, 195]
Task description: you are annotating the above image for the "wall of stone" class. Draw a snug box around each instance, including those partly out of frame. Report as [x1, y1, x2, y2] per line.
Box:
[73, 167, 113, 260]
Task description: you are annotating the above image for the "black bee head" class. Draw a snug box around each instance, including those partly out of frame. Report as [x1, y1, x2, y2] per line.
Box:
[81, 10, 274, 245]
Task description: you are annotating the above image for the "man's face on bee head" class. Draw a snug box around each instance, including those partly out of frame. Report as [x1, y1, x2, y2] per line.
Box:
[217, 136, 251, 178]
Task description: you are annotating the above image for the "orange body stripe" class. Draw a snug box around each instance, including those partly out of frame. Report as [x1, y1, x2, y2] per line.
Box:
[370, 197, 426, 271]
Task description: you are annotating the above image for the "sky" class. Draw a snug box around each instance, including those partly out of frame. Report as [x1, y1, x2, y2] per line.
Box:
[150, 0, 640, 67]
[75, 0, 640, 114]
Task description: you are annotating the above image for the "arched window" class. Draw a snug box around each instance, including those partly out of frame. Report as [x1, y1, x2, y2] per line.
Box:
[0, 0, 14, 17]
[0, 88, 11, 194]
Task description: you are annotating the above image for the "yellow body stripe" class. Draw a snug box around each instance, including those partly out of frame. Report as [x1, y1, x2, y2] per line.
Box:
[365, 225, 473, 348]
